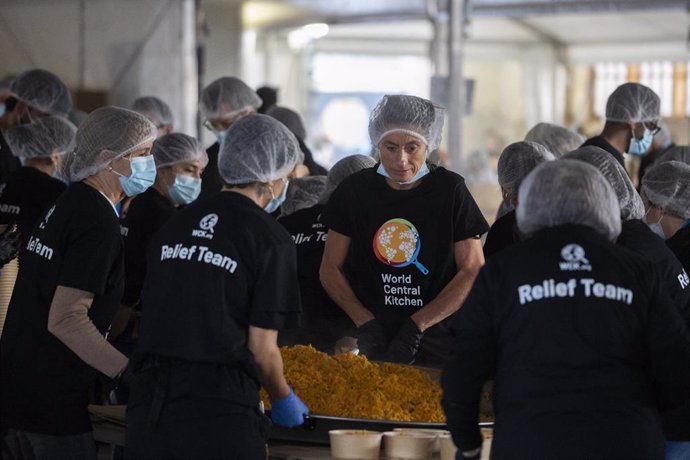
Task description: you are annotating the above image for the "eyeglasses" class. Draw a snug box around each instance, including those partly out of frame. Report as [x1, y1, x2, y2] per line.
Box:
[645, 123, 661, 136]
[203, 110, 249, 133]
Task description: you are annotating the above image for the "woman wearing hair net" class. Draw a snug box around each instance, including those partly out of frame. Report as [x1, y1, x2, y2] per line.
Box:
[483, 141, 555, 258]
[442, 160, 690, 460]
[1, 106, 157, 458]
[110, 133, 209, 353]
[125, 114, 309, 458]
[278, 155, 376, 353]
[321, 95, 489, 367]
[131, 96, 174, 137]
[524, 122, 585, 158]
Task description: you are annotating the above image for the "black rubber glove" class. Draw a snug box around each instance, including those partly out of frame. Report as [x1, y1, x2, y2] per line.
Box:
[108, 365, 133, 405]
[356, 319, 388, 359]
[380, 318, 424, 365]
[0, 224, 22, 268]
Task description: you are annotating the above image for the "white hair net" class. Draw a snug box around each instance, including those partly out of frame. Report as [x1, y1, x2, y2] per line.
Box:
[62, 106, 157, 181]
[641, 161, 690, 220]
[524, 122, 585, 158]
[219, 114, 301, 185]
[281, 176, 327, 217]
[517, 160, 622, 241]
[658, 146, 690, 166]
[605, 83, 660, 124]
[132, 96, 174, 127]
[10, 69, 72, 116]
[199, 77, 262, 121]
[152, 133, 208, 169]
[5, 116, 76, 159]
[266, 105, 307, 141]
[562, 146, 645, 221]
[369, 95, 445, 155]
[320, 154, 376, 204]
[497, 141, 555, 199]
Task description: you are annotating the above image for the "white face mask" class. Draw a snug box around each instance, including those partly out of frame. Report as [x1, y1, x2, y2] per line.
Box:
[644, 207, 666, 239]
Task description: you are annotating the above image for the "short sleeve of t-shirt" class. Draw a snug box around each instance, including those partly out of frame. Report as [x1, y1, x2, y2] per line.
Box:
[321, 180, 353, 237]
[59, 203, 121, 296]
[249, 234, 302, 330]
[451, 178, 489, 242]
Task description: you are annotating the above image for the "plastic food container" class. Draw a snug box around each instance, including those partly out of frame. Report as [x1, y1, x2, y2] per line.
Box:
[383, 431, 435, 459]
[329, 429, 383, 460]
[393, 428, 450, 453]
[439, 433, 457, 460]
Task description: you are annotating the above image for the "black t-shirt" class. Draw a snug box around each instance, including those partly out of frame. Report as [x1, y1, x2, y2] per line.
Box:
[136, 191, 301, 369]
[0, 166, 66, 245]
[443, 225, 690, 458]
[582, 135, 625, 167]
[0, 182, 124, 435]
[120, 187, 176, 306]
[0, 131, 20, 185]
[199, 142, 223, 201]
[322, 166, 489, 334]
[667, 225, 690, 274]
[482, 210, 519, 259]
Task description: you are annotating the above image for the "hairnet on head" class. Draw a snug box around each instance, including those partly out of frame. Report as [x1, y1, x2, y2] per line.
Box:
[562, 146, 645, 221]
[5, 116, 76, 159]
[266, 105, 307, 141]
[199, 77, 262, 121]
[517, 160, 621, 241]
[605, 83, 660, 124]
[658, 146, 690, 166]
[641, 161, 690, 220]
[369, 95, 445, 155]
[152, 133, 208, 169]
[10, 69, 72, 116]
[132, 96, 174, 128]
[219, 114, 300, 185]
[497, 141, 555, 199]
[320, 154, 377, 203]
[281, 176, 327, 216]
[62, 106, 157, 181]
[524, 122, 585, 158]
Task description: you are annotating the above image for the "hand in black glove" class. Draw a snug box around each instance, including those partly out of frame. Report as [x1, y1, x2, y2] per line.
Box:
[380, 317, 423, 365]
[356, 319, 388, 359]
[108, 365, 134, 405]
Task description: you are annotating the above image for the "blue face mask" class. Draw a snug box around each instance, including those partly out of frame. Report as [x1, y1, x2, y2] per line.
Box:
[168, 174, 201, 205]
[628, 127, 654, 156]
[264, 179, 289, 214]
[113, 155, 157, 197]
[376, 162, 430, 185]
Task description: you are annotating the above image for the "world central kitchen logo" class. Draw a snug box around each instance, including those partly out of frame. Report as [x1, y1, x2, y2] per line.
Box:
[559, 244, 592, 272]
[192, 213, 218, 240]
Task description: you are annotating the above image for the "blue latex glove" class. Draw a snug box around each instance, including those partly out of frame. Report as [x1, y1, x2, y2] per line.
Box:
[271, 388, 309, 428]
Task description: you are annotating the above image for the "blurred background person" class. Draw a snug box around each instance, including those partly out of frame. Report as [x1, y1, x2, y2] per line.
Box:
[132, 96, 175, 138]
[0, 69, 72, 184]
[443, 160, 690, 460]
[267, 105, 327, 176]
[278, 155, 375, 352]
[198, 76, 262, 200]
[484, 141, 554, 258]
[582, 82, 661, 167]
[1, 106, 156, 459]
[524, 122, 585, 158]
[256, 85, 278, 114]
[638, 121, 674, 184]
[658, 145, 689, 166]
[126, 115, 308, 458]
[321, 95, 488, 367]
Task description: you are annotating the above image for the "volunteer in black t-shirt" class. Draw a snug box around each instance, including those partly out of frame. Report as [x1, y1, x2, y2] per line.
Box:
[198, 76, 261, 200]
[321, 95, 488, 367]
[112, 133, 208, 349]
[483, 141, 554, 259]
[279, 155, 375, 352]
[442, 160, 690, 460]
[125, 114, 309, 459]
[0, 106, 157, 459]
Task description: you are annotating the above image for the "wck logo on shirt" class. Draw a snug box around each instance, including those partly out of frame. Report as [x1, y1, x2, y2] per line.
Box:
[192, 213, 218, 240]
[38, 205, 56, 230]
[559, 244, 592, 272]
[373, 218, 429, 275]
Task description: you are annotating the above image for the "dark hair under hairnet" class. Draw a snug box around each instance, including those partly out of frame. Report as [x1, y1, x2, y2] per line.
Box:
[266, 105, 307, 141]
[199, 77, 261, 120]
[10, 69, 72, 116]
[281, 176, 327, 216]
[517, 160, 621, 241]
[6, 116, 76, 159]
[497, 141, 555, 199]
[658, 146, 689, 166]
[132, 96, 174, 127]
[641, 161, 690, 220]
[152, 133, 208, 169]
[320, 154, 377, 204]
[605, 82, 660, 124]
[562, 146, 645, 221]
[524, 122, 585, 158]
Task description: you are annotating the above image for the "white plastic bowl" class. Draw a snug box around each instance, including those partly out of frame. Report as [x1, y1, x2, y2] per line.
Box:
[393, 428, 450, 453]
[329, 429, 383, 460]
[383, 431, 435, 459]
[439, 433, 458, 460]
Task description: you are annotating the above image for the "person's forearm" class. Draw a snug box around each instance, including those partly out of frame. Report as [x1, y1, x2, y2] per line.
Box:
[320, 263, 374, 327]
[411, 265, 481, 331]
[250, 340, 291, 401]
[47, 286, 128, 378]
